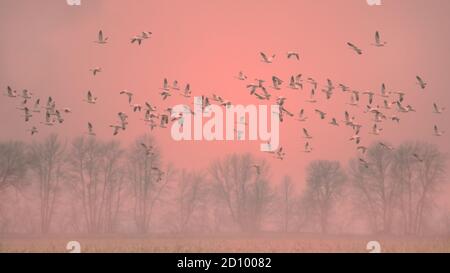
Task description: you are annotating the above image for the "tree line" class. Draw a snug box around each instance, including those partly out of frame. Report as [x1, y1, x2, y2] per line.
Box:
[0, 134, 448, 236]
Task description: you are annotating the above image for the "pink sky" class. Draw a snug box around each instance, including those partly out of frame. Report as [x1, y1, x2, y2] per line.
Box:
[0, 0, 449, 188]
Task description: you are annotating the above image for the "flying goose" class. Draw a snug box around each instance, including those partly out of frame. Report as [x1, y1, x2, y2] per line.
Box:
[89, 67, 102, 76]
[433, 125, 444, 136]
[296, 109, 308, 122]
[110, 125, 122, 136]
[372, 31, 387, 47]
[379, 142, 394, 150]
[433, 103, 445, 114]
[120, 90, 134, 104]
[84, 91, 97, 104]
[416, 76, 427, 89]
[236, 71, 248, 81]
[347, 42, 362, 55]
[87, 122, 96, 136]
[94, 30, 108, 44]
[251, 164, 261, 175]
[5, 86, 17, 97]
[260, 52, 276, 63]
[315, 109, 326, 120]
[303, 128, 312, 139]
[271, 76, 283, 90]
[287, 51, 300, 60]
[370, 124, 383, 135]
[140, 143, 153, 156]
[329, 118, 339, 126]
[304, 142, 313, 153]
[29, 126, 38, 136]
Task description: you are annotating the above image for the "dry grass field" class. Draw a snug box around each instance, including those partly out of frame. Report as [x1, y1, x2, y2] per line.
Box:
[1, 234, 449, 253]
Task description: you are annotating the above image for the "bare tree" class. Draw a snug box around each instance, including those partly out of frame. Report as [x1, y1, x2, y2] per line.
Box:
[209, 154, 274, 232]
[28, 134, 66, 234]
[391, 142, 446, 235]
[302, 160, 346, 234]
[0, 141, 27, 191]
[349, 143, 397, 234]
[68, 137, 125, 233]
[279, 175, 295, 232]
[169, 170, 207, 233]
[127, 135, 172, 234]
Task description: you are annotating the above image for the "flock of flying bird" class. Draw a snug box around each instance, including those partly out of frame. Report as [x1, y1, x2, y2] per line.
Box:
[3, 29, 447, 170]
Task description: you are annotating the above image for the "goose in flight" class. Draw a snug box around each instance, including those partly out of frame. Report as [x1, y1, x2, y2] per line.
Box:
[380, 83, 390, 98]
[357, 146, 368, 154]
[275, 147, 285, 160]
[161, 78, 170, 91]
[131, 104, 142, 112]
[304, 142, 313, 153]
[89, 67, 102, 76]
[406, 105, 416, 112]
[372, 31, 387, 47]
[433, 125, 444, 136]
[63, 108, 72, 114]
[251, 164, 261, 175]
[236, 71, 248, 81]
[289, 74, 303, 90]
[433, 103, 445, 114]
[55, 110, 64, 124]
[370, 124, 383, 135]
[84, 91, 97, 104]
[307, 78, 318, 90]
[391, 115, 400, 123]
[359, 158, 370, 169]
[363, 91, 375, 105]
[141, 143, 153, 156]
[32, 99, 41, 113]
[120, 90, 134, 104]
[302, 128, 312, 139]
[260, 52, 276, 63]
[349, 134, 361, 144]
[131, 35, 144, 45]
[347, 92, 359, 106]
[152, 167, 165, 182]
[296, 109, 308, 122]
[395, 101, 408, 113]
[329, 118, 339, 126]
[413, 153, 424, 162]
[180, 84, 192, 98]
[94, 30, 108, 44]
[21, 89, 32, 99]
[5, 86, 17, 97]
[306, 88, 317, 103]
[29, 126, 38, 136]
[145, 102, 157, 112]
[271, 76, 283, 90]
[118, 112, 129, 129]
[87, 122, 96, 136]
[416, 76, 427, 89]
[171, 80, 180, 90]
[41, 111, 54, 126]
[110, 125, 122, 136]
[21, 107, 32, 122]
[315, 109, 326, 120]
[379, 142, 394, 151]
[159, 90, 171, 100]
[394, 91, 405, 102]
[287, 51, 300, 60]
[383, 100, 392, 109]
[339, 83, 350, 93]
[347, 42, 362, 55]
[141, 31, 152, 39]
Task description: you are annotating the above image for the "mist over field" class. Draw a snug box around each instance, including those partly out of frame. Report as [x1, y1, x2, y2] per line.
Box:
[1, 0, 450, 253]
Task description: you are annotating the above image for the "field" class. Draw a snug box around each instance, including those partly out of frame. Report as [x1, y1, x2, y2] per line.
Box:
[1, 234, 450, 253]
